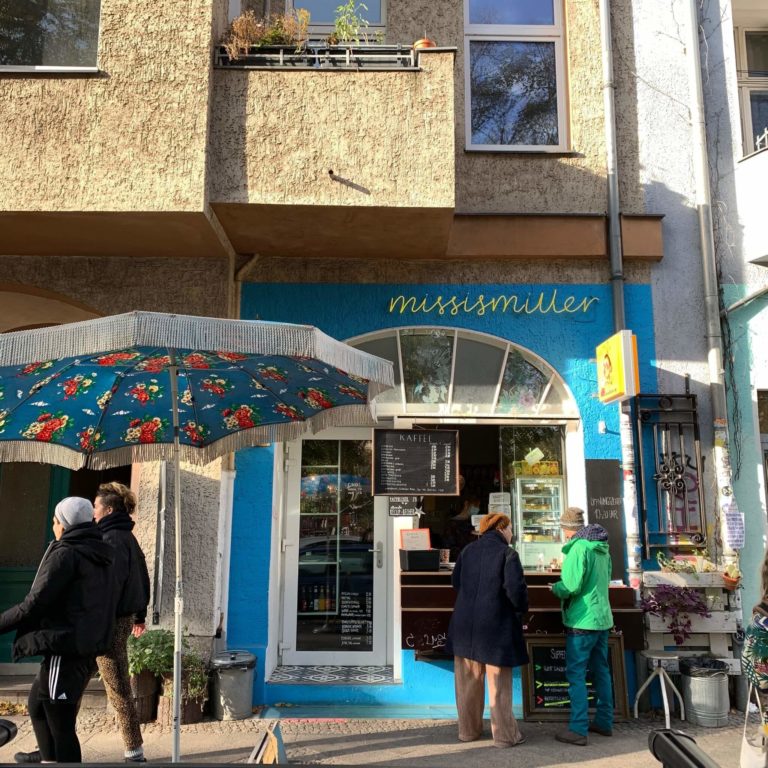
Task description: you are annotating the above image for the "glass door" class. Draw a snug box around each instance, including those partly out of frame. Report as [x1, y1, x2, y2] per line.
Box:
[282, 429, 387, 664]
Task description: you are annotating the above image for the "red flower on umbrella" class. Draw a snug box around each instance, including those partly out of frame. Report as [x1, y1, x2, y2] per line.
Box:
[338, 384, 366, 400]
[298, 388, 334, 409]
[124, 416, 167, 444]
[182, 421, 210, 445]
[23, 412, 71, 442]
[257, 366, 288, 382]
[222, 404, 259, 431]
[19, 361, 54, 376]
[78, 427, 105, 452]
[201, 377, 233, 397]
[274, 403, 302, 421]
[95, 351, 140, 366]
[137, 355, 171, 372]
[216, 352, 248, 363]
[183, 353, 210, 369]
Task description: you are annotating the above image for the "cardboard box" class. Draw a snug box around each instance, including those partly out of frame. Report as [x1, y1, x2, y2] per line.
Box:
[399, 549, 440, 571]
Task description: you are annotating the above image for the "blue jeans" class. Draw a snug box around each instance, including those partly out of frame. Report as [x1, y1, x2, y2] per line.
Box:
[565, 630, 613, 736]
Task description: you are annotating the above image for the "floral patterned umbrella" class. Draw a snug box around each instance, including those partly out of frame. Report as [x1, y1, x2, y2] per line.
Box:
[0, 311, 393, 761]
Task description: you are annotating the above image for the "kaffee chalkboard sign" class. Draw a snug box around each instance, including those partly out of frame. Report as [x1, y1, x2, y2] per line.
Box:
[585, 459, 625, 581]
[373, 429, 459, 496]
[521, 635, 629, 721]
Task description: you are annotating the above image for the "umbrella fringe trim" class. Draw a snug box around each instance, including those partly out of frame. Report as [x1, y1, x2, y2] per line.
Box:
[0, 441, 88, 471]
[0, 312, 394, 387]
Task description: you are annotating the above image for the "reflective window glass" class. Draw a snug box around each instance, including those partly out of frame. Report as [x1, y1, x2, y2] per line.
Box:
[451, 336, 506, 414]
[468, 0, 554, 26]
[469, 40, 559, 147]
[0, 0, 101, 67]
[746, 32, 768, 77]
[293, 0, 382, 25]
[400, 329, 453, 412]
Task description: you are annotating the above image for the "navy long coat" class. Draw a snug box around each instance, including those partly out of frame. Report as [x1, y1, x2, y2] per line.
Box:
[446, 530, 529, 668]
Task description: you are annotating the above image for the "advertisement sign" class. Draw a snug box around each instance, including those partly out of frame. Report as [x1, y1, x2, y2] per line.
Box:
[596, 330, 639, 404]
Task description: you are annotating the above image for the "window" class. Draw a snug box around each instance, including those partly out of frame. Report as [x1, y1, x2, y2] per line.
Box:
[736, 26, 768, 154]
[0, 0, 101, 70]
[291, 0, 383, 27]
[464, 0, 567, 152]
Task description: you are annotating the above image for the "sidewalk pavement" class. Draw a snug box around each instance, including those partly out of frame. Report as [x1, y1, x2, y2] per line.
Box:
[0, 709, 747, 767]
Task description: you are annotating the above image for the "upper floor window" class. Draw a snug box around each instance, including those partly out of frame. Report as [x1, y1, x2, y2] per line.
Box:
[736, 26, 768, 154]
[0, 0, 101, 70]
[291, 0, 383, 27]
[464, 0, 568, 152]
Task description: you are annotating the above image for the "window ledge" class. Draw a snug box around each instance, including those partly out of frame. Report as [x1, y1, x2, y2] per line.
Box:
[464, 148, 581, 157]
[0, 66, 100, 75]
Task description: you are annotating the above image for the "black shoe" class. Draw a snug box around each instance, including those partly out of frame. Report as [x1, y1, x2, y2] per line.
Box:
[124, 758, 147, 764]
[588, 723, 613, 737]
[14, 751, 41, 764]
[555, 729, 588, 746]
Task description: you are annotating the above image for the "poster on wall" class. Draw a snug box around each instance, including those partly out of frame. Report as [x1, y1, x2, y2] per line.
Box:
[372, 429, 459, 496]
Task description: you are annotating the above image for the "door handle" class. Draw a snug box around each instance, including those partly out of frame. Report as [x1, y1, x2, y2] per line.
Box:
[368, 541, 383, 569]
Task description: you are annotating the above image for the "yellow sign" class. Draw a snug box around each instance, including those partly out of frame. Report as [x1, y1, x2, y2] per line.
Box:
[596, 330, 639, 404]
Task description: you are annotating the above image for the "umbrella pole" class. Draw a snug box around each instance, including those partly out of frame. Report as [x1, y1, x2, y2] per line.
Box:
[169, 362, 183, 763]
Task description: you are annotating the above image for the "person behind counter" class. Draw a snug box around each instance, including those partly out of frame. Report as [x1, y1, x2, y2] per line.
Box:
[550, 506, 614, 747]
[446, 513, 528, 748]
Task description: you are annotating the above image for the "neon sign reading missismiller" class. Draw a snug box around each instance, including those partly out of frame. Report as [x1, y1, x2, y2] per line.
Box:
[388, 290, 600, 317]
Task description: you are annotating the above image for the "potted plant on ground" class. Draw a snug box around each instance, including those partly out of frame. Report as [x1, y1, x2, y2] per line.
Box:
[156, 647, 210, 726]
[127, 629, 174, 723]
[640, 584, 712, 644]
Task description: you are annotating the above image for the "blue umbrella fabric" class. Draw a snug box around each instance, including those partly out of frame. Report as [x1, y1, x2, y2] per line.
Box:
[0, 312, 394, 469]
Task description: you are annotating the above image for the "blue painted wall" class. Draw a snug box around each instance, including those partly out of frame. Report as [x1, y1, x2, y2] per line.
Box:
[227, 282, 654, 707]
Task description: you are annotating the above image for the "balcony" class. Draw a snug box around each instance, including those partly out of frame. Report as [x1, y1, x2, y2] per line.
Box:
[735, 146, 768, 265]
[209, 48, 456, 260]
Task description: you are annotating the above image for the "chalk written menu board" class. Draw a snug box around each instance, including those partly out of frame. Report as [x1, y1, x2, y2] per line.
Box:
[373, 429, 459, 496]
[585, 459, 625, 581]
[521, 635, 629, 721]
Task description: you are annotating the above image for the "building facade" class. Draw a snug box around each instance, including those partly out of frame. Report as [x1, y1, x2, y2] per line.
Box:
[1, 0, 760, 713]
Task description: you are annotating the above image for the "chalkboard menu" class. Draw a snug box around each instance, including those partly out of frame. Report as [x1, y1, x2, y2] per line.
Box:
[522, 635, 629, 721]
[373, 429, 459, 496]
[585, 459, 626, 581]
[388, 496, 422, 517]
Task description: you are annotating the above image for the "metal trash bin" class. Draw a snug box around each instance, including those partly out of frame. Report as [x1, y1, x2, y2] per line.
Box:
[210, 650, 256, 721]
[680, 657, 730, 727]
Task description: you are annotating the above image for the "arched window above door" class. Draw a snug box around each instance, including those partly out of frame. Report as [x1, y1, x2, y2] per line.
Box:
[348, 327, 578, 419]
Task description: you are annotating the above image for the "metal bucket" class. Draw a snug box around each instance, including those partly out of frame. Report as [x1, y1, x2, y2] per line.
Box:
[681, 658, 730, 727]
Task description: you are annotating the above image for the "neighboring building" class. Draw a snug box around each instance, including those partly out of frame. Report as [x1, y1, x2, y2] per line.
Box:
[0, 0, 756, 714]
[698, 0, 768, 614]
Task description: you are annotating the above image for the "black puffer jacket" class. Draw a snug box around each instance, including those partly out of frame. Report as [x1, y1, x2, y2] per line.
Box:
[446, 530, 529, 668]
[97, 512, 150, 623]
[0, 522, 115, 660]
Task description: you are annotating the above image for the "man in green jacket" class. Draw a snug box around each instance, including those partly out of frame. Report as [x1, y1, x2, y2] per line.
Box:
[550, 506, 614, 746]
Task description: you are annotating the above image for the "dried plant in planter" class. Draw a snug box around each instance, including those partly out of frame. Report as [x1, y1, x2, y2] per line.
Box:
[222, 9, 310, 60]
[640, 584, 711, 644]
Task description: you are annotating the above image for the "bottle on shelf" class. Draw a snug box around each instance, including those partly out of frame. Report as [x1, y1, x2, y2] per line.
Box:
[537, 552, 545, 572]
[313, 585, 319, 611]
[300, 586, 307, 612]
[319, 586, 326, 612]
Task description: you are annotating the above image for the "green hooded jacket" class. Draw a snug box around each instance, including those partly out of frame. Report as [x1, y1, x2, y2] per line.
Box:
[551, 536, 613, 630]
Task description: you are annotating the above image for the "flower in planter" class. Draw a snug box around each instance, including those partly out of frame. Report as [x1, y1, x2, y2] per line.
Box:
[640, 584, 712, 644]
[221, 8, 310, 60]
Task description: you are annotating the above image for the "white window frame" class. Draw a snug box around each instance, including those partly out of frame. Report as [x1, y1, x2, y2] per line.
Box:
[463, 0, 568, 153]
[735, 25, 768, 155]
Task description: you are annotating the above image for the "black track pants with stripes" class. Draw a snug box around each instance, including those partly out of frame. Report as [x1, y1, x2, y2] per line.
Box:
[28, 654, 95, 763]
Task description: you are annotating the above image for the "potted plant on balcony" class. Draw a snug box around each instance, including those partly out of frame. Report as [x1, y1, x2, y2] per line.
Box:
[127, 629, 174, 723]
[219, 8, 310, 63]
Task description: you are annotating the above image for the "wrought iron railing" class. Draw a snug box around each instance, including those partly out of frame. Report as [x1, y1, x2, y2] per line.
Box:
[635, 394, 707, 558]
[215, 44, 419, 70]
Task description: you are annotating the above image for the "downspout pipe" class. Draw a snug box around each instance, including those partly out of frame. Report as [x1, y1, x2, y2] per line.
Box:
[685, 0, 736, 563]
[599, 0, 643, 598]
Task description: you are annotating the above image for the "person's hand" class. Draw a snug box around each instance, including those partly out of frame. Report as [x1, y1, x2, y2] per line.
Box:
[132, 623, 146, 638]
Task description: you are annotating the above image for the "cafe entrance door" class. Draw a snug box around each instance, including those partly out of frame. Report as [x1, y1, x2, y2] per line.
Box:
[281, 429, 388, 665]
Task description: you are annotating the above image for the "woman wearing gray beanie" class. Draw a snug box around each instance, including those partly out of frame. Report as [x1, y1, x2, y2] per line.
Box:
[0, 496, 115, 763]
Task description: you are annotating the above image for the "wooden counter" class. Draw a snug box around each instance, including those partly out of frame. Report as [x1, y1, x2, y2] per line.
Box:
[401, 569, 644, 656]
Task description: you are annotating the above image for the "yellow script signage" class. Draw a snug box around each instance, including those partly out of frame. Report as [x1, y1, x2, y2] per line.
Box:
[596, 331, 639, 404]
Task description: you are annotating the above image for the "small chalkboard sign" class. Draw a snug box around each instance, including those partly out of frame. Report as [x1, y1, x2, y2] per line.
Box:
[521, 635, 629, 721]
[373, 429, 459, 496]
[585, 459, 626, 581]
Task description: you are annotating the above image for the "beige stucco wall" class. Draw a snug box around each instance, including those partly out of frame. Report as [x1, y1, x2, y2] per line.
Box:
[387, 0, 645, 215]
[209, 51, 455, 208]
[0, 0, 223, 214]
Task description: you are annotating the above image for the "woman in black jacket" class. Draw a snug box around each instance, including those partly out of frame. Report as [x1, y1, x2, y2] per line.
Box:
[446, 513, 528, 748]
[94, 482, 151, 763]
[0, 497, 115, 763]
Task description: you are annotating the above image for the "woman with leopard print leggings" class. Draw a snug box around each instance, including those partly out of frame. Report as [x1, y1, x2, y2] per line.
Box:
[95, 483, 151, 763]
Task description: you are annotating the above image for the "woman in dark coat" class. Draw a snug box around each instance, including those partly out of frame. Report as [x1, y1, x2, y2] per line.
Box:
[446, 513, 528, 747]
[0, 497, 115, 763]
[94, 482, 151, 763]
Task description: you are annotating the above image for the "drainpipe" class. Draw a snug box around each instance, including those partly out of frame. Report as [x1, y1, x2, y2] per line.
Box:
[685, 0, 737, 565]
[599, 0, 643, 599]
